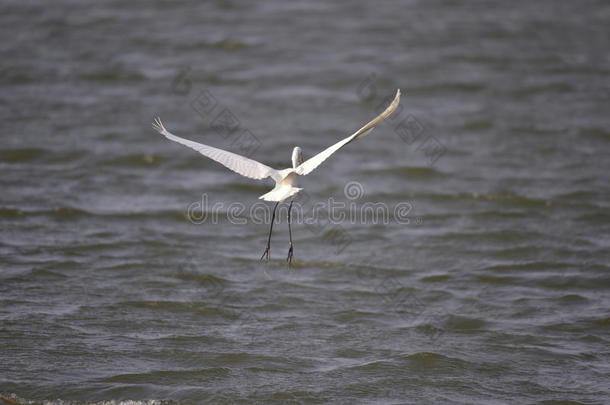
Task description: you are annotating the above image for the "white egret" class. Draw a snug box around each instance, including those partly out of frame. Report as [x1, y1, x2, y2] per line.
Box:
[153, 89, 401, 264]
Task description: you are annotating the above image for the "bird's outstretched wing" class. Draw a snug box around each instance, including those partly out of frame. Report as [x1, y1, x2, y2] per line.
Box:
[295, 89, 401, 176]
[152, 118, 281, 182]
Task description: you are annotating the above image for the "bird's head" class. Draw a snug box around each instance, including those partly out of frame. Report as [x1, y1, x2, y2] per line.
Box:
[292, 146, 304, 168]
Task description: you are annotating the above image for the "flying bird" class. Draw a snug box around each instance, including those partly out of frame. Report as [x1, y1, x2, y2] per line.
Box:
[153, 89, 401, 264]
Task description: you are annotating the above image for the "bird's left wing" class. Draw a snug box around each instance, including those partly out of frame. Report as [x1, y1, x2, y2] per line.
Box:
[295, 89, 401, 176]
[152, 118, 281, 182]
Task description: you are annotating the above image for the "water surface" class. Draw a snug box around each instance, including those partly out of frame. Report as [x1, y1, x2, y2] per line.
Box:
[1, 0, 609, 404]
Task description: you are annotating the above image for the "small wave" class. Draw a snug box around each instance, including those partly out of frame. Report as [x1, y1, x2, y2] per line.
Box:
[0, 206, 195, 223]
[576, 212, 610, 223]
[468, 191, 549, 207]
[154, 334, 228, 345]
[99, 154, 165, 167]
[404, 191, 550, 208]
[0, 148, 87, 164]
[342, 359, 398, 373]
[409, 82, 486, 95]
[448, 54, 511, 65]
[420, 274, 450, 282]
[80, 68, 144, 83]
[211, 352, 301, 370]
[211, 38, 252, 50]
[459, 119, 494, 131]
[0, 70, 36, 85]
[483, 261, 572, 272]
[0, 394, 176, 405]
[364, 165, 443, 179]
[120, 300, 230, 317]
[471, 210, 535, 220]
[557, 294, 588, 303]
[0, 148, 45, 163]
[554, 190, 603, 202]
[474, 275, 521, 285]
[0, 208, 25, 218]
[100, 367, 231, 384]
[509, 125, 565, 136]
[396, 352, 471, 373]
[171, 272, 230, 288]
[178, 38, 255, 51]
[0, 207, 89, 220]
[434, 230, 546, 244]
[331, 309, 382, 323]
[49, 207, 90, 218]
[509, 82, 573, 98]
[579, 127, 610, 140]
[339, 352, 472, 376]
[444, 314, 487, 331]
[3, 268, 68, 283]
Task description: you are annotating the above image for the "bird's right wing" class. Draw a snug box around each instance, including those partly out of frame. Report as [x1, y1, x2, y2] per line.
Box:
[152, 118, 281, 182]
[295, 89, 401, 176]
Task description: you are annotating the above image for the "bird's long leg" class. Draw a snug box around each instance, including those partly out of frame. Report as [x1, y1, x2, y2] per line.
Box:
[260, 201, 279, 261]
[286, 200, 294, 265]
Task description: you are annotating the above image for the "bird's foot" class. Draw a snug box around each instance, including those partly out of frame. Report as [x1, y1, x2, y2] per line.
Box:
[260, 246, 271, 261]
[286, 243, 294, 266]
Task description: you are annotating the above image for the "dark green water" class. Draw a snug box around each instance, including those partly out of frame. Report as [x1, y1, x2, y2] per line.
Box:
[1, 1, 609, 404]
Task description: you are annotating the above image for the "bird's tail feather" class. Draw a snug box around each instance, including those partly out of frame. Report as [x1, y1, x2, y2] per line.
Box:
[259, 186, 302, 202]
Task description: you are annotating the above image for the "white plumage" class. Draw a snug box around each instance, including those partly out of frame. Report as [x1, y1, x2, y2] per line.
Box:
[153, 89, 401, 263]
[152, 89, 400, 202]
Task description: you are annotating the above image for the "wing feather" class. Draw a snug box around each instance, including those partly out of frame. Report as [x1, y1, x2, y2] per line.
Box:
[295, 89, 401, 176]
[152, 118, 281, 182]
